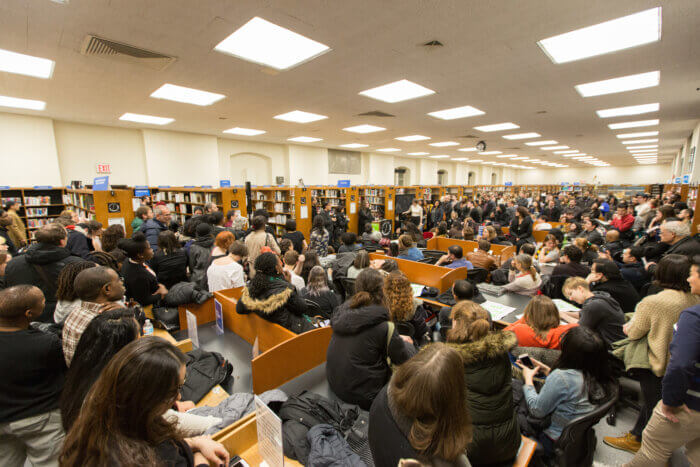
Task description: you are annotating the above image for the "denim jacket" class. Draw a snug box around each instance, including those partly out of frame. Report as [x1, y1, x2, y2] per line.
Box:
[523, 368, 595, 440]
[397, 247, 424, 262]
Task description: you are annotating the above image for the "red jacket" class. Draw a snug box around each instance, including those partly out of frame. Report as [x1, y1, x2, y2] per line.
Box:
[611, 214, 635, 232]
[504, 318, 578, 349]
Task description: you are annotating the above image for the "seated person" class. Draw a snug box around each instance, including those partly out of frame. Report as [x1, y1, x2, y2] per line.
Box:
[436, 245, 473, 270]
[577, 216, 604, 246]
[236, 252, 313, 334]
[337, 232, 362, 253]
[326, 269, 416, 410]
[537, 234, 560, 276]
[551, 244, 590, 280]
[383, 271, 429, 346]
[347, 250, 370, 279]
[505, 295, 577, 349]
[587, 258, 640, 314]
[361, 223, 375, 244]
[150, 231, 188, 289]
[534, 215, 553, 231]
[516, 326, 616, 457]
[560, 276, 625, 349]
[396, 234, 424, 261]
[54, 262, 97, 324]
[503, 254, 542, 296]
[368, 344, 472, 467]
[603, 229, 624, 260]
[282, 250, 305, 292]
[300, 265, 341, 319]
[462, 226, 475, 241]
[447, 226, 463, 239]
[119, 233, 168, 307]
[438, 279, 486, 333]
[466, 239, 498, 271]
[614, 246, 648, 292]
[206, 240, 247, 292]
[573, 237, 599, 265]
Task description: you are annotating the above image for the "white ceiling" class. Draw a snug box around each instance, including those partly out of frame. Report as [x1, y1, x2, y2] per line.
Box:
[1, 0, 699, 168]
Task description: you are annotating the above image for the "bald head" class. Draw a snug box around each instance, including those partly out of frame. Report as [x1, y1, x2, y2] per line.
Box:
[74, 266, 123, 302]
[0, 285, 44, 320]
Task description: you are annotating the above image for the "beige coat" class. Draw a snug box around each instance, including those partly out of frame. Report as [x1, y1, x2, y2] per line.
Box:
[7, 210, 27, 246]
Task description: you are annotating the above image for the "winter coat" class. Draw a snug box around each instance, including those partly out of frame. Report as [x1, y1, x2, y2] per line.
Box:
[140, 218, 168, 251]
[236, 277, 313, 334]
[664, 235, 700, 260]
[307, 424, 366, 467]
[591, 278, 641, 315]
[5, 243, 84, 322]
[449, 332, 521, 465]
[121, 260, 160, 307]
[509, 216, 534, 243]
[66, 227, 92, 259]
[327, 303, 416, 410]
[150, 249, 189, 289]
[188, 236, 214, 290]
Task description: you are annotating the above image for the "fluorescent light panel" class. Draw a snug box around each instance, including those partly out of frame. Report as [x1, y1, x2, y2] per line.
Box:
[452, 158, 469, 161]
[429, 155, 450, 159]
[555, 150, 578, 154]
[622, 138, 658, 144]
[458, 147, 478, 152]
[576, 71, 660, 97]
[343, 124, 385, 133]
[288, 136, 322, 142]
[150, 83, 225, 106]
[214, 16, 330, 70]
[395, 135, 430, 141]
[376, 148, 400, 152]
[608, 119, 659, 129]
[479, 151, 502, 155]
[359, 79, 434, 103]
[502, 132, 540, 140]
[340, 143, 368, 148]
[274, 110, 327, 123]
[616, 131, 659, 138]
[119, 113, 173, 125]
[525, 140, 558, 146]
[0, 95, 46, 110]
[474, 122, 519, 132]
[407, 152, 429, 156]
[430, 141, 459, 147]
[0, 48, 55, 79]
[596, 102, 659, 118]
[542, 145, 569, 150]
[627, 145, 658, 149]
[223, 127, 265, 136]
[428, 105, 484, 120]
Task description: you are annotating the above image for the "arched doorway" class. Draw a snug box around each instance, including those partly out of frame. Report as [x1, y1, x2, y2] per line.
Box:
[491, 172, 497, 185]
[468, 171, 475, 185]
[394, 167, 410, 186]
[230, 153, 272, 185]
[437, 169, 447, 185]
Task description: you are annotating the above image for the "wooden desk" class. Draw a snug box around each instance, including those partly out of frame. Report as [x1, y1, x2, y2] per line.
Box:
[217, 413, 302, 466]
[153, 328, 177, 344]
[425, 237, 516, 265]
[369, 253, 467, 292]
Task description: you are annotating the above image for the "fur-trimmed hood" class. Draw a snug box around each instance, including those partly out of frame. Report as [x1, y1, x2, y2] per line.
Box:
[239, 285, 293, 315]
[450, 331, 517, 365]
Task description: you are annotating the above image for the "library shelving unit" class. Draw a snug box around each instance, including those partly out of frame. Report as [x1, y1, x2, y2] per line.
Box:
[150, 187, 225, 226]
[0, 187, 67, 241]
[249, 186, 297, 236]
[308, 185, 360, 236]
[663, 184, 690, 202]
[65, 188, 136, 236]
[444, 185, 463, 198]
[359, 185, 395, 231]
[687, 184, 699, 234]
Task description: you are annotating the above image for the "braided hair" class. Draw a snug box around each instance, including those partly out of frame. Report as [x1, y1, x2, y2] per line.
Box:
[248, 252, 284, 298]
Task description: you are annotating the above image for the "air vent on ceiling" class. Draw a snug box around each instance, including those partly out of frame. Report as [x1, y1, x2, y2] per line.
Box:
[458, 134, 478, 139]
[423, 40, 444, 47]
[536, 110, 547, 114]
[506, 147, 521, 150]
[80, 35, 176, 71]
[356, 110, 395, 117]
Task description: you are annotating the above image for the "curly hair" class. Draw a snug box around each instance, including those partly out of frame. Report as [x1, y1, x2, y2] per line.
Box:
[56, 261, 97, 302]
[100, 225, 125, 252]
[383, 270, 415, 322]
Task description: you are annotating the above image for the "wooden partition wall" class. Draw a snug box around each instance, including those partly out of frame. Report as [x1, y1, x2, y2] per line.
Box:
[368, 252, 466, 292]
[425, 237, 516, 265]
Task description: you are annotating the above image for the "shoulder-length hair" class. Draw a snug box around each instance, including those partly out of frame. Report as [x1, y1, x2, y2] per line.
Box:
[446, 301, 491, 343]
[522, 295, 560, 339]
[383, 270, 414, 322]
[306, 265, 329, 296]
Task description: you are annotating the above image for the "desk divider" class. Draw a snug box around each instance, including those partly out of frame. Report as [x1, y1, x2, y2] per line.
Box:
[425, 237, 515, 266]
[368, 252, 466, 292]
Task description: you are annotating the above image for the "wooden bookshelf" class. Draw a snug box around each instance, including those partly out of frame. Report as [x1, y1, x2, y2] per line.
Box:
[248, 186, 297, 235]
[308, 185, 359, 238]
[65, 188, 136, 236]
[0, 186, 67, 242]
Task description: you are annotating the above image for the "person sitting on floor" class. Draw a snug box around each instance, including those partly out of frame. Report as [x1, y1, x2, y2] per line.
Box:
[150, 231, 189, 290]
[503, 254, 542, 296]
[300, 265, 341, 319]
[396, 234, 424, 262]
[436, 245, 473, 270]
[282, 250, 305, 292]
[505, 295, 577, 349]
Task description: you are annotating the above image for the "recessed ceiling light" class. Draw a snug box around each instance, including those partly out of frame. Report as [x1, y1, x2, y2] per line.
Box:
[359, 79, 435, 103]
[474, 122, 519, 132]
[343, 124, 385, 133]
[274, 110, 327, 123]
[554, 150, 578, 154]
[427, 105, 485, 120]
[395, 135, 430, 141]
[223, 127, 266, 136]
[458, 147, 478, 152]
[627, 145, 658, 149]
[502, 132, 541, 140]
[525, 140, 558, 146]
[622, 138, 658, 144]
[576, 71, 660, 97]
[616, 131, 659, 138]
[629, 150, 658, 154]
[452, 157, 469, 161]
[0, 48, 55, 79]
[407, 152, 429, 156]
[596, 103, 659, 118]
[562, 153, 586, 157]
[608, 119, 659, 129]
[479, 151, 502, 155]
[496, 155, 513, 158]
[429, 155, 450, 159]
[430, 141, 459, 147]
[214, 16, 330, 70]
[0, 95, 46, 110]
[150, 83, 225, 106]
[542, 145, 569, 150]
[288, 136, 322, 143]
[376, 147, 400, 152]
[537, 7, 661, 64]
[340, 143, 369, 148]
[119, 112, 173, 125]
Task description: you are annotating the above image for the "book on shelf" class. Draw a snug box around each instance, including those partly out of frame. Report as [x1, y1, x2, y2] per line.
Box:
[27, 218, 52, 228]
[24, 196, 52, 205]
[1, 197, 22, 206]
[26, 208, 49, 217]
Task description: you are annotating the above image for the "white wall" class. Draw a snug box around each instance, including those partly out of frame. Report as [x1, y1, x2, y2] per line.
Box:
[0, 113, 62, 186]
[520, 164, 672, 185]
[217, 138, 289, 186]
[142, 129, 220, 186]
[366, 153, 395, 185]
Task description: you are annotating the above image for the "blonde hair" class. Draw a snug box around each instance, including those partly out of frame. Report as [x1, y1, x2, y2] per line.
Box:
[562, 276, 589, 295]
[515, 254, 537, 280]
[447, 301, 490, 343]
[523, 295, 561, 339]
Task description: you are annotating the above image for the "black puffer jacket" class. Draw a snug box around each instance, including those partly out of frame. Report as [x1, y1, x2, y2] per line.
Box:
[188, 236, 213, 290]
[449, 331, 520, 465]
[236, 277, 313, 334]
[327, 303, 416, 410]
[5, 243, 84, 322]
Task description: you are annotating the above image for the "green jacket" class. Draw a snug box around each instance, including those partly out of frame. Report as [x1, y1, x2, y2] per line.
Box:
[131, 217, 144, 231]
[611, 335, 652, 372]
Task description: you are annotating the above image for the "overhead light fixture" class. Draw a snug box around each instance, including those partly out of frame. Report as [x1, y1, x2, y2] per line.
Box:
[622, 138, 658, 144]
[496, 155, 514, 158]
[627, 145, 658, 149]
[608, 119, 659, 129]
[576, 71, 660, 97]
[596, 102, 659, 118]
[458, 147, 478, 152]
[430, 141, 459, 147]
[502, 132, 541, 140]
[452, 157, 469, 161]
[629, 150, 658, 154]
[429, 155, 450, 159]
[537, 7, 662, 64]
[474, 122, 519, 132]
[511, 156, 528, 160]
[407, 152, 429, 156]
[479, 151, 502, 155]
[525, 140, 558, 146]
[274, 110, 327, 123]
[0, 48, 55, 79]
[288, 136, 322, 142]
[0, 95, 46, 110]
[119, 112, 173, 125]
[223, 127, 266, 136]
[395, 135, 430, 141]
[616, 130, 659, 138]
[376, 147, 400, 152]
[555, 150, 578, 154]
[343, 124, 385, 133]
[359, 79, 435, 103]
[150, 83, 225, 106]
[214, 16, 330, 70]
[542, 145, 569, 150]
[470, 159, 484, 163]
[428, 105, 484, 120]
[562, 153, 586, 157]
[340, 143, 369, 148]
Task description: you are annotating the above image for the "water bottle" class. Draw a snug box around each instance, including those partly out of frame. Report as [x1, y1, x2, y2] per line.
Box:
[143, 319, 154, 336]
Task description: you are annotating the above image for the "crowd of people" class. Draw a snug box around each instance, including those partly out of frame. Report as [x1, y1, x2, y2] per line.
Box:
[1, 187, 699, 466]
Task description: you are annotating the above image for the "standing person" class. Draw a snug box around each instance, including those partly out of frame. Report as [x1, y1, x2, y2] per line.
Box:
[403, 199, 424, 229]
[0, 286, 66, 467]
[187, 223, 214, 290]
[131, 205, 152, 232]
[244, 215, 280, 274]
[282, 219, 307, 254]
[510, 206, 535, 252]
[358, 201, 373, 235]
[4, 201, 27, 248]
[0, 209, 18, 255]
[309, 215, 330, 258]
[225, 210, 247, 233]
[140, 205, 171, 252]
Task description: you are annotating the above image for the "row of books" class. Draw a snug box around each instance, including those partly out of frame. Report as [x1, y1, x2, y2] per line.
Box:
[24, 196, 53, 205]
[27, 218, 52, 228]
[362, 188, 385, 196]
[26, 208, 49, 217]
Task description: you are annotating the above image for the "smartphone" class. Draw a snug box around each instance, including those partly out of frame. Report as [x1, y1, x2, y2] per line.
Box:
[229, 456, 250, 467]
[518, 354, 535, 369]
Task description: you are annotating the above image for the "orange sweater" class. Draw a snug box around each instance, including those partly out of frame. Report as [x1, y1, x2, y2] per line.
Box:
[504, 318, 578, 349]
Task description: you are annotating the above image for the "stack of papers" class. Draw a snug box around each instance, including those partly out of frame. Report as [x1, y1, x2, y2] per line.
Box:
[410, 284, 424, 297]
[552, 299, 580, 312]
[481, 301, 516, 321]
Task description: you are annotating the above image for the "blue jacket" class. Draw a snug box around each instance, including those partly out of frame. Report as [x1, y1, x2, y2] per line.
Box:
[663, 304, 700, 411]
[139, 219, 167, 251]
[397, 247, 424, 262]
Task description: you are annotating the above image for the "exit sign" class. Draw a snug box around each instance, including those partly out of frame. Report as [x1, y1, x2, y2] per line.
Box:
[96, 163, 111, 174]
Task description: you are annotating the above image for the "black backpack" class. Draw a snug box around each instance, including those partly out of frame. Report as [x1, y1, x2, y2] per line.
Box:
[180, 349, 233, 403]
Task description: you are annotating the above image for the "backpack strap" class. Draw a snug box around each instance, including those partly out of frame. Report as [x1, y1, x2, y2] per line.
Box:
[385, 321, 395, 367]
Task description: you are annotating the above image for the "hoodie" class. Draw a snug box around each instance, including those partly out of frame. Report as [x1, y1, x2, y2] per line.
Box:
[579, 291, 625, 348]
[188, 236, 214, 290]
[326, 303, 415, 410]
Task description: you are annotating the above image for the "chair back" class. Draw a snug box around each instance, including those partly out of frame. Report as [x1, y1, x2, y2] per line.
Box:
[467, 267, 489, 284]
[396, 321, 415, 337]
[421, 249, 445, 260]
[341, 277, 356, 297]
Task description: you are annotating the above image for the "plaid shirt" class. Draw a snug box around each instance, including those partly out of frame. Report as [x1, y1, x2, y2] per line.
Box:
[62, 301, 103, 366]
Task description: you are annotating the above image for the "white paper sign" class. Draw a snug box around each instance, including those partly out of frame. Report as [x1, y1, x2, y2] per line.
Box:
[300, 206, 308, 219]
[552, 299, 580, 313]
[350, 202, 356, 214]
[108, 217, 125, 228]
[481, 301, 516, 321]
[186, 310, 199, 348]
[255, 395, 284, 467]
[388, 200, 393, 211]
[131, 198, 142, 212]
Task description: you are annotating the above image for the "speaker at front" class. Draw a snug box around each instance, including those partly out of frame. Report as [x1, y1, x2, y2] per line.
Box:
[245, 182, 253, 215]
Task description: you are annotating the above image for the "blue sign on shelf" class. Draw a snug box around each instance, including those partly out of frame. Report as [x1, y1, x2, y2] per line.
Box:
[560, 182, 569, 186]
[134, 188, 150, 197]
[201, 185, 213, 189]
[574, 182, 580, 186]
[675, 177, 681, 184]
[220, 180, 231, 188]
[33, 185, 53, 190]
[184, 185, 196, 188]
[337, 179, 351, 188]
[92, 176, 109, 191]
[504, 181, 513, 186]
[683, 175, 690, 184]
[0, 186, 10, 190]
[158, 185, 171, 188]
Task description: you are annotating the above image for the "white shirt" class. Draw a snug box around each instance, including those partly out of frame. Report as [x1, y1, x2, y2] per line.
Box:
[285, 268, 305, 292]
[207, 261, 245, 292]
[409, 204, 423, 217]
